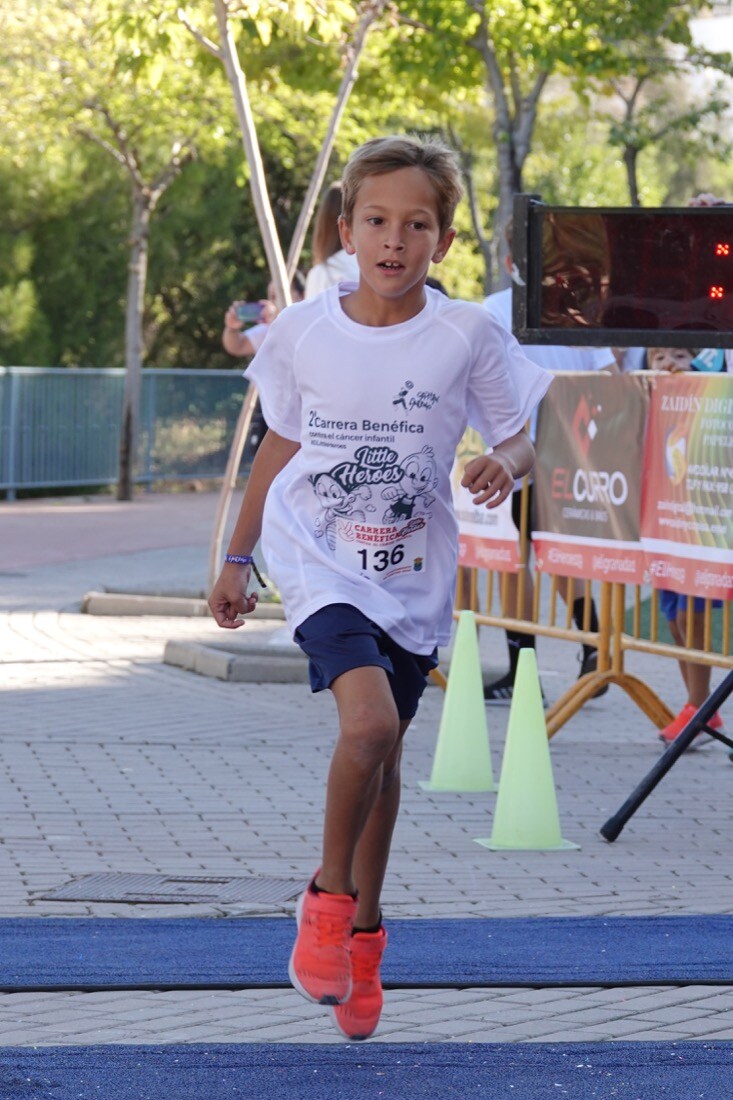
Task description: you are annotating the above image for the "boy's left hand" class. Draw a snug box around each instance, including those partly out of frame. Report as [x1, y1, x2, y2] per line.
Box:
[461, 454, 514, 508]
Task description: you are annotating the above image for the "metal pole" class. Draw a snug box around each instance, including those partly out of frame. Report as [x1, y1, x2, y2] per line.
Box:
[600, 671, 733, 842]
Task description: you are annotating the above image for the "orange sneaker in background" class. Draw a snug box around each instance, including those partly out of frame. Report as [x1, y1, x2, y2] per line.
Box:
[331, 926, 388, 1041]
[658, 703, 724, 745]
[288, 880, 355, 1006]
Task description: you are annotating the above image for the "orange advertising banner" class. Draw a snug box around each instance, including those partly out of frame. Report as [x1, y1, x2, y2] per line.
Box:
[640, 374, 733, 601]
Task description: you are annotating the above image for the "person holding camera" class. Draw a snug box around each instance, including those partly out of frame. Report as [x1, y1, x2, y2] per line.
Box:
[222, 273, 306, 456]
[222, 272, 306, 359]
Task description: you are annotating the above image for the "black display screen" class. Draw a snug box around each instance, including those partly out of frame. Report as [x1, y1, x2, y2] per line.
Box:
[513, 199, 733, 348]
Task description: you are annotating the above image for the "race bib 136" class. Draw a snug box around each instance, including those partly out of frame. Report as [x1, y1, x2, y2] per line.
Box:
[334, 516, 428, 581]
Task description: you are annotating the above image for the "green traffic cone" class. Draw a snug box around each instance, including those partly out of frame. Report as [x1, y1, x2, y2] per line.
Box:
[475, 647, 578, 850]
[419, 610, 497, 793]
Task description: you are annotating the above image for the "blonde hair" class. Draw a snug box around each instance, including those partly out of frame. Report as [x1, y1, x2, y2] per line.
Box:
[311, 182, 344, 267]
[341, 135, 463, 234]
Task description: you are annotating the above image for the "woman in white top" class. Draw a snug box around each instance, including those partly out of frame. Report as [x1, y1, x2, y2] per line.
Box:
[304, 181, 359, 298]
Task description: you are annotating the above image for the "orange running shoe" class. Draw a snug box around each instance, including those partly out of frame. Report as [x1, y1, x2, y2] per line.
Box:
[288, 879, 356, 1005]
[658, 703, 723, 745]
[331, 926, 388, 1041]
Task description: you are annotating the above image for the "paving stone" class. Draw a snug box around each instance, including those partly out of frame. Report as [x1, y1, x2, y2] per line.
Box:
[1, 497, 732, 1048]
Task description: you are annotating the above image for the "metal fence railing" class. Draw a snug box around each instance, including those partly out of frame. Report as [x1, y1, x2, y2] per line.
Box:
[0, 367, 246, 499]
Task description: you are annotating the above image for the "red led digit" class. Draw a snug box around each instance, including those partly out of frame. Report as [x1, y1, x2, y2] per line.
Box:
[709, 285, 724, 299]
[715, 243, 730, 256]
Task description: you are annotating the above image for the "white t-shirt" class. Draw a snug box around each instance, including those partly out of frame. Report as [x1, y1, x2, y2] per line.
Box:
[305, 250, 360, 299]
[247, 283, 552, 654]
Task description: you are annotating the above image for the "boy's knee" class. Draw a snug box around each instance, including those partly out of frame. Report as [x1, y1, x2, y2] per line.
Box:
[340, 705, 400, 764]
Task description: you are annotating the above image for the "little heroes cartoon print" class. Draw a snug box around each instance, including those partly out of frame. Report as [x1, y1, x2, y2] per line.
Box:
[381, 445, 437, 523]
[309, 445, 438, 582]
[310, 472, 374, 551]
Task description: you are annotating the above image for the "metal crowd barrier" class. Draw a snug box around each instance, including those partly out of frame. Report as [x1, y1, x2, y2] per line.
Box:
[0, 367, 245, 499]
[445, 476, 732, 739]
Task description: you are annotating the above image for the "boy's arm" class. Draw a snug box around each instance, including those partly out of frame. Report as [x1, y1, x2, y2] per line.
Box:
[460, 428, 535, 509]
[208, 429, 301, 628]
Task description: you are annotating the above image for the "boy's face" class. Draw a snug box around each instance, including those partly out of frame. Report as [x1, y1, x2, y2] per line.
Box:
[339, 166, 455, 304]
[647, 348, 695, 373]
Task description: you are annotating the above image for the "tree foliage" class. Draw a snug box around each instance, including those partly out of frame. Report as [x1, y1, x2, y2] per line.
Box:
[1, 0, 732, 372]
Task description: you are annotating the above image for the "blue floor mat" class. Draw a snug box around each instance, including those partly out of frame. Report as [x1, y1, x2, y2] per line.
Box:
[2, 916, 733, 990]
[1, 1043, 732, 1099]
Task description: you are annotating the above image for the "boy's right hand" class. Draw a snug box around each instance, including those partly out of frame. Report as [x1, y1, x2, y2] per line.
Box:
[208, 564, 258, 628]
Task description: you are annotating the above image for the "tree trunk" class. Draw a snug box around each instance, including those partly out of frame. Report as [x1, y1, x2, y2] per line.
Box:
[454, 139, 494, 295]
[493, 133, 523, 288]
[118, 192, 150, 502]
[207, 1, 385, 589]
[205, 0, 293, 592]
[215, 0, 290, 310]
[286, 0, 386, 278]
[470, 12, 548, 291]
[624, 144, 641, 206]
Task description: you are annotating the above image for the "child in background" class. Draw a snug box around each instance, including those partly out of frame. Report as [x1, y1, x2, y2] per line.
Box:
[304, 181, 360, 298]
[646, 346, 725, 743]
[645, 347, 696, 374]
[208, 135, 551, 1040]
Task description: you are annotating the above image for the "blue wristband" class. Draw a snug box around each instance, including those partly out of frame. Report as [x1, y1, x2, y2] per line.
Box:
[224, 554, 267, 588]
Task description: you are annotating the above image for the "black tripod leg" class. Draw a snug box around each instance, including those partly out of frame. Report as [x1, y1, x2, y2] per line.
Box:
[600, 670, 733, 842]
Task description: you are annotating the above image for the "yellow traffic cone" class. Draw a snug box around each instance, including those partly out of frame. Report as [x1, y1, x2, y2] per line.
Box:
[419, 610, 497, 792]
[475, 648, 579, 850]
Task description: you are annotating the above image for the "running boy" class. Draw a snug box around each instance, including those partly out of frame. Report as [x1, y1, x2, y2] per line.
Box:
[208, 135, 552, 1040]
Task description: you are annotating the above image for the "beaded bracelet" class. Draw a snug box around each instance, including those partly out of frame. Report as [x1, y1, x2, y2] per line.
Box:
[224, 554, 267, 588]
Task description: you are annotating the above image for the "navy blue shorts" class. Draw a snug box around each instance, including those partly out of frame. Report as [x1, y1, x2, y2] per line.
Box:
[659, 589, 723, 622]
[293, 603, 438, 720]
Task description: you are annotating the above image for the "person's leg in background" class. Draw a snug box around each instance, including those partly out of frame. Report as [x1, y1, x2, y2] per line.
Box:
[565, 577, 607, 695]
[658, 592, 724, 743]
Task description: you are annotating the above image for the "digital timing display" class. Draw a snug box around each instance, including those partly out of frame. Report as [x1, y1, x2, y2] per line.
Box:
[513, 199, 733, 348]
[541, 211, 732, 331]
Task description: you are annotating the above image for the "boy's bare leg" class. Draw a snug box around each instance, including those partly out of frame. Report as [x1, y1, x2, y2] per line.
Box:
[351, 719, 411, 928]
[316, 666, 400, 898]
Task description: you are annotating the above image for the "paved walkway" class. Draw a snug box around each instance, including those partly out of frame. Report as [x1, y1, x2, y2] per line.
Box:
[0, 491, 731, 1047]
